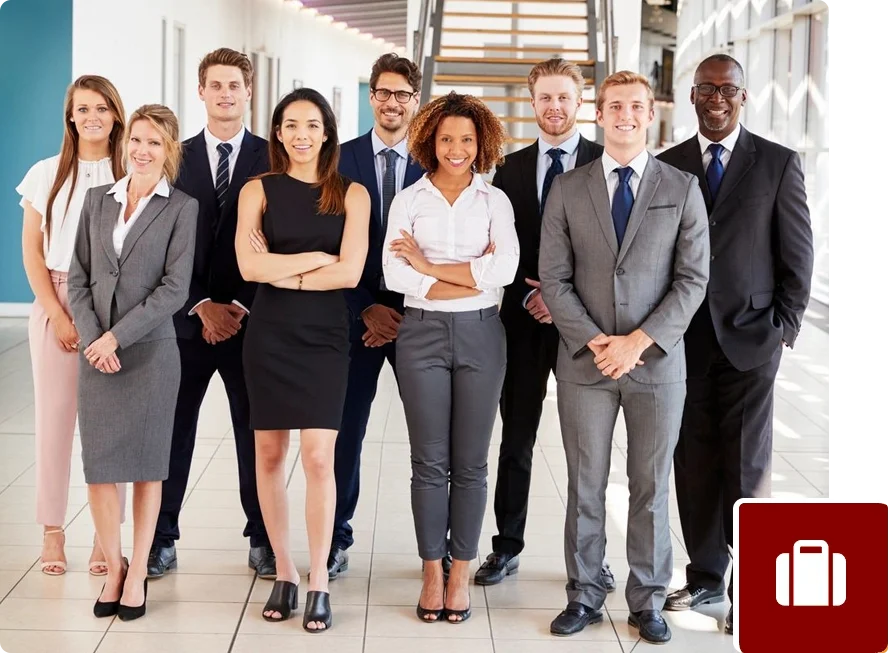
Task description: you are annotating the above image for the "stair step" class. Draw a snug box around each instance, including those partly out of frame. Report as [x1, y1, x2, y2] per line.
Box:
[444, 11, 587, 19]
[455, 0, 588, 4]
[435, 56, 596, 66]
[435, 74, 594, 85]
[440, 44, 590, 55]
[499, 116, 596, 124]
[442, 27, 587, 36]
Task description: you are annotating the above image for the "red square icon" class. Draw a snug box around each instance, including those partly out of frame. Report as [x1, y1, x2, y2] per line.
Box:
[735, 500, 888, 652]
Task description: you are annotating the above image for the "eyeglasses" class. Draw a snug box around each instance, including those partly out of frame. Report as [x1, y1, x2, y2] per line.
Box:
[371, 88, 416, 103]
[694, 83, 744, 98]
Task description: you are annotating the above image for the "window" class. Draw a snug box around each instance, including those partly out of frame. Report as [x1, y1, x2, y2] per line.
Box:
[172, 24, 186, 123]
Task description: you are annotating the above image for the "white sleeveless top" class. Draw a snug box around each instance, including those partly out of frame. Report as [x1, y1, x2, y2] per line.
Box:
[16, 155, 116, 272]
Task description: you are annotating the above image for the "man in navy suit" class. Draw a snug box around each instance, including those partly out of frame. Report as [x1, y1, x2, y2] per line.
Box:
[148, 48, 274, 579]
[327, 53, 424, 579]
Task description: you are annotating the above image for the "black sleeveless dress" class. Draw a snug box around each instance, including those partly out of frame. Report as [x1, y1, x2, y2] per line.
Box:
[243, 174, 351, 430]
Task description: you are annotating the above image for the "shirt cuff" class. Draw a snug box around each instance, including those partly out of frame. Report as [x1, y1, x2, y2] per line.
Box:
[231, 300, 250, 315]
[188, 298, 211, 316]
[418, 274, 437, 299]
[521, 288, 539, 308]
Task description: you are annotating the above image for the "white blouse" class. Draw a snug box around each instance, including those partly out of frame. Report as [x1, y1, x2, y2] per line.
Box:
[106, 175, 172, 257]
[16, 155, 116, 272]
[383, 173, 520, 312]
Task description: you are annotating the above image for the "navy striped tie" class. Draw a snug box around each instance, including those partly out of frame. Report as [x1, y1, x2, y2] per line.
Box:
[215, 142, 233, 211]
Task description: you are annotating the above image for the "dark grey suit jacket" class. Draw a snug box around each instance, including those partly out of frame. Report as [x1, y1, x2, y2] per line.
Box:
[68, 183, 198, 350]
[539, 154, 710, 385]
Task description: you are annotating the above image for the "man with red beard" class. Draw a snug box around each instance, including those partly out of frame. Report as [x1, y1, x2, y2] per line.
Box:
[475, 58, 613, 590]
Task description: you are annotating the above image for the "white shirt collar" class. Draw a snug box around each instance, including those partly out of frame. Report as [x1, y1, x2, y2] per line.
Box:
[417, 171, 490, 195]
[371, 129, 409, 160]
[107, 174, 171, 203]
[538, 129, 581, 158]
[204, 124, 246, 151]
[601, 148, 650, 180]
[697, 123, 742, 155]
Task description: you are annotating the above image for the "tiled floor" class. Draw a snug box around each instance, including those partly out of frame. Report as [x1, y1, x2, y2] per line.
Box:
[0, 314, 828, 653]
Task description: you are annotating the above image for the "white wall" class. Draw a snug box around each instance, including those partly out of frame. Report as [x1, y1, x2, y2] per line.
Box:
[72, 0, 391, 142]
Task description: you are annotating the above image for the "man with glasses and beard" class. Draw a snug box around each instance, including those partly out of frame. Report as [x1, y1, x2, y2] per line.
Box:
[328, 53, 426, 580]
[658, 54, 813, 635]
[474, 58, 614, 592]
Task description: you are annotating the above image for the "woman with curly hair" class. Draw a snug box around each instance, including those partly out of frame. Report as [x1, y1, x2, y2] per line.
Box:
[382, 91, 519, 624]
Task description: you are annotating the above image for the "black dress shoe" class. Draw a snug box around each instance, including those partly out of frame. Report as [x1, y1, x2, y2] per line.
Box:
[600, 561, 616, 593]
[146, 545, 176, 579]
[441, 552, 452, 582]
[664, 584, 725, 611]
[725, 606, 733, 634]
[327, 547, 349, 580]
[248, 546, 277, 580]
[474, 552, 519, 586]
[628, 609, 671, 644]
[550, 601, 603, 636]
[94, 558, 128, 618]
[118, 578, 148, 622]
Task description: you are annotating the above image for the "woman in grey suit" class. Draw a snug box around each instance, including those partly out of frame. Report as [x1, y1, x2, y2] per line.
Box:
[68, 104, 198, 621]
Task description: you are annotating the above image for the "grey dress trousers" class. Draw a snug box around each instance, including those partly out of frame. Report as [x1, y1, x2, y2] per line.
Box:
[68, 183, 198, 484]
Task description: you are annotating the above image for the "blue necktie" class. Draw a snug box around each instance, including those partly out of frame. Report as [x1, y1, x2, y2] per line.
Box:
[706, 143, 725, 199]
[612, 167, 634, 248]
[380, 149, 400, 290]
[540, 148, 565, 216]
[215, 142, 233, 211]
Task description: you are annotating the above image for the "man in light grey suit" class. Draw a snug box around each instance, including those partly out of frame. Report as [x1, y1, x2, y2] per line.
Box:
[540, 71, 709, 644]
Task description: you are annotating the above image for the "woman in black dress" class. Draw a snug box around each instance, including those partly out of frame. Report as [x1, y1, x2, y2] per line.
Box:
[236, 88, 370, 631]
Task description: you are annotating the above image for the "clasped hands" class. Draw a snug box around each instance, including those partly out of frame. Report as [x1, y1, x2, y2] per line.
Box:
[587, 331, 652, 380]
[83, 331, 120, 374]
[197, 302, 246, 345]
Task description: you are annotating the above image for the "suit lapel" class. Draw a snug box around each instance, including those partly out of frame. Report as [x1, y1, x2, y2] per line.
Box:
[575, 135, 596, 167]
[217, 130, 261, 236]
[617, 154, 660, 266]
[711, 126, 756, 214]
[100, 193, 119, 266]
[119, 194, 169, 266]
[677, 135, 712, 209]
[520, 141, 540, 216]
[404, 155, 424, 188]
[587, 158, 619, 259]
[356, 132, 381, 224]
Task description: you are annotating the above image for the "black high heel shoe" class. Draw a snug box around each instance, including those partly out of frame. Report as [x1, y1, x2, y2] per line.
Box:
[416, 603, 443, 622]
[444, 587, 472, 624]
[262, 580, 299, 622]
[303, 590, 332, 632]
[93, 558, 128, 618]
[118, 578, 148, 621]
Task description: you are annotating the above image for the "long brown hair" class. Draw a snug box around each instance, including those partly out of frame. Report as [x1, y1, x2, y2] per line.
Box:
[266, 88, 345, 215]
[46, 75, 126, 242]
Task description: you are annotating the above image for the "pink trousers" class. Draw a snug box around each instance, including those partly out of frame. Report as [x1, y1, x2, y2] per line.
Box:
[29, 270, 125, 527]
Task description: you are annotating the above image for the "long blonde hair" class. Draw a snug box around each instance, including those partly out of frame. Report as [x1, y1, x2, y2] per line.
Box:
[123, 105, 182, 183]
[46, 76, 126, 243]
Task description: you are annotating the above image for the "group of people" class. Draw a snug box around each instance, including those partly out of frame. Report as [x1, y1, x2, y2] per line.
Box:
[17, 45, 813, 643]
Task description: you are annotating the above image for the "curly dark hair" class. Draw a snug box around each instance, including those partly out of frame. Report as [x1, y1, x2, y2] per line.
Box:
[407, 91, 506, 174]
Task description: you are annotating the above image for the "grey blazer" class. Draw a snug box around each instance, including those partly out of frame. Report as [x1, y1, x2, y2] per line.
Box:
[68, 183, 198, 350]
[539, 154, 709, 385]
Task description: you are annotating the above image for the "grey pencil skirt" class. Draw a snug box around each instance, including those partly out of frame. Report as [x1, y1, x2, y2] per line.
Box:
[78, 338, 180, 484]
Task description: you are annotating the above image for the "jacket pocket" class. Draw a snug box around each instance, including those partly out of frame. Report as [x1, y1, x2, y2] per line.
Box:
[751, 291, 774, 310]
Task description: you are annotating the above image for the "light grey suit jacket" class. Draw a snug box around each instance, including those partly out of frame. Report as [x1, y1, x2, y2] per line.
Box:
[539, 154, 709, 385]
[68, 184, 198, 350]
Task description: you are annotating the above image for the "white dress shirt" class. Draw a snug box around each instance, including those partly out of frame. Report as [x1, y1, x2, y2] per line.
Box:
[371, 128, 409, 212]
[107, 175, 171, 257]
[383, 173, 520, 312]
[205, 124, 245, 185]
[16, 155, 116, 272]
[536, 129, 582, 204]
[697, 122, 741, 173]
[601, 148, 650, 206]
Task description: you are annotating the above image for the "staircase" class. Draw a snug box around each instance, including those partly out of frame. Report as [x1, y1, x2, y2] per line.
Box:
[414, 0, 606, 151]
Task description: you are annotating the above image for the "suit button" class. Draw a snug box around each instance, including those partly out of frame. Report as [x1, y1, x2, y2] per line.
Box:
[111, 270, 119, 277]
[710, 255, 715, 261]
[709, 220, 716, 226]
[616, 268, 625, 275]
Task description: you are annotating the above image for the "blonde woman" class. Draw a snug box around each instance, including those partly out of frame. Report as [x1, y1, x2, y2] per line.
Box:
[68, 104, 198, 621]
[16, 75, 127, 576]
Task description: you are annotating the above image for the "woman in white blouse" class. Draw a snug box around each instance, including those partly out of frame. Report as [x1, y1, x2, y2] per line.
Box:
[16, 75, 127, 577]
[382, 92, 519, 624]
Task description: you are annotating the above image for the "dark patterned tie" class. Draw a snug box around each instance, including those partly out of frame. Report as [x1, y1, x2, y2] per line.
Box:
[215, 142, 233, 211]
[612, 167, 634, 248]
[706, 142, 726, 199]
[540, 148, 565, 216]
[381, 149, 400, 235]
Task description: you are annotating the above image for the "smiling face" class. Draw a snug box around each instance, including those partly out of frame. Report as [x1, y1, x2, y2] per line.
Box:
[70, 88, 117, 146]
[276, 100, 328, 167]
[692, 59, 747, 142]
[127, 119, 167, 178]
[199, 64, 251, 124]
[433, 115, 478, 179]
[596, 82, 654, 156]
[371, 71, 419, 135]
[531, 74, 582, 140]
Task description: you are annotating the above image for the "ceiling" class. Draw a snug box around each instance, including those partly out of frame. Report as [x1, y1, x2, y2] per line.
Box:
[297, 0, 408, 49]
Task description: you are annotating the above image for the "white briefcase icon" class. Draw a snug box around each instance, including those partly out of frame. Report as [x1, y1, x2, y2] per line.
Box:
[776, 539, 846, 607]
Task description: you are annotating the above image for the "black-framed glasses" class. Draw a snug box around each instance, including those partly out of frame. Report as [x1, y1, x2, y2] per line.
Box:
[694, 83, 744, 98]
[371, 88, 416, 103]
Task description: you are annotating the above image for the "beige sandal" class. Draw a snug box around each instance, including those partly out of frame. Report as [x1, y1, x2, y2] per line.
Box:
[40, 528, 67, 576]
[88, 534, 108, 576]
